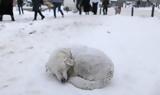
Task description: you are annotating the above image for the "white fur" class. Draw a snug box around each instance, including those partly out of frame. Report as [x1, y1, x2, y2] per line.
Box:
[46, 46, 114, 90]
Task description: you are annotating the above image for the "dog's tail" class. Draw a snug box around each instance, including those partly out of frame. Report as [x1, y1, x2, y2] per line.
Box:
[68, 76, 110, 90]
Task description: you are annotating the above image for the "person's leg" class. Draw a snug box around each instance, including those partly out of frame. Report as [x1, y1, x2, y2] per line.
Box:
[21, 6, 24, 14]
[53, 3, 57, 18]
[79, 4, 82, 15]
[38, 10, 45, 19]
[10, 11, 15, 21]
[115, 7, 117, 14]
[33, 11, 37, 20]
[53, 7, 57, 18]
[18, 6, 21, 15]
[103, 7, 105, 15]
[95, 2, 98, 15]
[105, 7, 108, 15]
[76, 1, 79, 10]
[93, 3, 98, 15]
[119, 7, 121, 14]
[76, 1, 81, 15]
[103, 6, 108, 15]
[11, 15, 15, 21]
[92, 3, 95, 14]
[58, 4, 64, 17]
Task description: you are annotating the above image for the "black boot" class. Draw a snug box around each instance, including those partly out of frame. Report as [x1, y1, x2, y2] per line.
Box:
[38, 11, 45, 20]
[33, 11, 37, 21]
[11, 15, 15, 21]
[41, 16, 45, 20]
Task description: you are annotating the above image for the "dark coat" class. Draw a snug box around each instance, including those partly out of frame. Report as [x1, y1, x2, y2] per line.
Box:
[102, 0, 109, 7]
[0, 0, 13, 15]
[81, 0, 91, 12]
[17, 0, 23, 6]
[32, 0, 43, 11]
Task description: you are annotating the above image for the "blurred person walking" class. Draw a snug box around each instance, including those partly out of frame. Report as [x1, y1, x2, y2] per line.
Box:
[17, 0, 24, 15]
[0, 0, 16, 21]
[32, 0, 45, 20]
[73, 0, 83, 15]
[91, 0, 99, 15]
[51, 0, 64, 18]
[101, 0, 109, 15]
[81, 0, 91, 15]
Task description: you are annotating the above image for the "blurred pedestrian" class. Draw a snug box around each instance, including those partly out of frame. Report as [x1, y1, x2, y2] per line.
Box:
[101, 0, 109, 15]
[0, 0, 16, 21]
[51, 0, 64, 18]
[91, 0, 99, 15]
[74, 0, 83, 15]
[137, 0, 140, 8]
[32, 0, 45, 20]
[81, 0, 91, 15]
[17, 0, 24, 15]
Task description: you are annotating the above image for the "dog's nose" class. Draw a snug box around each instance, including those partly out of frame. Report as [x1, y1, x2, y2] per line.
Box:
[61, 78, 66, 83]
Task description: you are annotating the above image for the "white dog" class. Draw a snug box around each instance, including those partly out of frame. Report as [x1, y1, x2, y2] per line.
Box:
[46, 46, 114, 90]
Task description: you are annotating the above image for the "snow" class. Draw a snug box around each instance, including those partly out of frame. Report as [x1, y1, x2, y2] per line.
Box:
[0, 7, 160, 95]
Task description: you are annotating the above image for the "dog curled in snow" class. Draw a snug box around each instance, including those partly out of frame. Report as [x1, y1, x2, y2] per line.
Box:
[46, 46, 114, 90]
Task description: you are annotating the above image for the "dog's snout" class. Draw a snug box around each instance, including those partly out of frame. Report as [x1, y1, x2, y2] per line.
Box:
[61, 78, 66, 83]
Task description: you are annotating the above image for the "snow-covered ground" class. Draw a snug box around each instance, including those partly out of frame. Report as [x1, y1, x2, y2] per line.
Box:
[0, 7, 160, 95]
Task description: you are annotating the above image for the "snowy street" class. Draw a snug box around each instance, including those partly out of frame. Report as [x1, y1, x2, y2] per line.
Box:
[0, 7, 160, 95]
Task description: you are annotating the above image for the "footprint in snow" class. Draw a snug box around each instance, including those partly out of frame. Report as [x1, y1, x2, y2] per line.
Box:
[106, 31, 111, 34]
